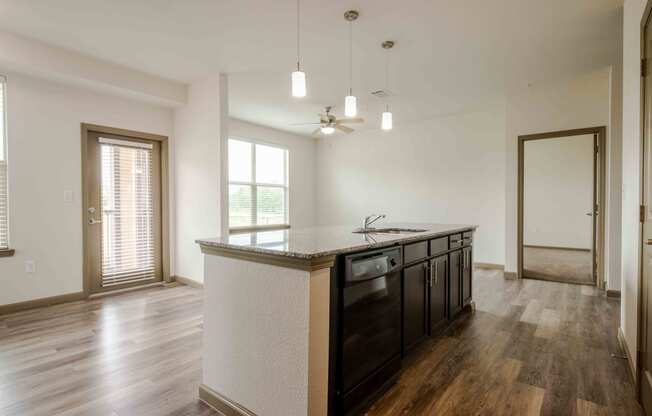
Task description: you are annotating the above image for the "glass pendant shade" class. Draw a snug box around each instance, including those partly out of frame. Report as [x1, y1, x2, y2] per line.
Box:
[344, 95, 357, 117]
[291, 70, 306, 97]
[321, 126, 335, 135]
[381, 111, 393, 130]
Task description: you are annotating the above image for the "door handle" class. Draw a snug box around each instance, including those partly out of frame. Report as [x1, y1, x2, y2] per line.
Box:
[646, 239, 652, 246]
[586, 212, 593, 216]
[89, 218, 102, 225]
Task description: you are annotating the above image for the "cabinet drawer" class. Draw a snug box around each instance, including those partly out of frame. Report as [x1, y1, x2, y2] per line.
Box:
[404, 241, 428, 264]
[462, 231, 473, 246]
[449, 234, 463, 249]
[430, 237, 448, 256]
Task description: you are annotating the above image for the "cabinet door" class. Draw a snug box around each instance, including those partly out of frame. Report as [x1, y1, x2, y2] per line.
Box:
[449, 250, 462, 318]
[403, 261, 428, 351]
[462, 247, 473, 305]
[429, 255, 448, 335]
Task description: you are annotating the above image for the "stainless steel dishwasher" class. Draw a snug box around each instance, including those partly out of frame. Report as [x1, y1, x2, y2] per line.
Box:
[338, 247, 402, 415]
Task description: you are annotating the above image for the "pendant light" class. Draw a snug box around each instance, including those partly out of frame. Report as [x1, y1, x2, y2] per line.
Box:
[291, 0, 306, 97]
[344, 10, 359, 117]
[381, 41, 394, 130]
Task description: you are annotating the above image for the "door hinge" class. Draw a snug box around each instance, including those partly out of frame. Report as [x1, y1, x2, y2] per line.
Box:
[643, 59, 648, 78]
[641, 205, 647, 223]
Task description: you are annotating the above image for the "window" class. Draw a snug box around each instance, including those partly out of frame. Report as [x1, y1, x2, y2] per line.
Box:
[0, 76, 8, 252]
[228, 138, 289, 230]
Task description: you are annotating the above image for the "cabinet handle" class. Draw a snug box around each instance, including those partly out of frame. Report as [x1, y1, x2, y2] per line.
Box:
[434, 260, 438, 286]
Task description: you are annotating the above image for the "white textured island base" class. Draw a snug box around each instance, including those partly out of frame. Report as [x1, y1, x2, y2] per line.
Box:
[200, 254, 330, 416]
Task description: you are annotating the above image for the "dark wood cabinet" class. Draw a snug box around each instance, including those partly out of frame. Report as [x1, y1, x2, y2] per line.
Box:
[448, 250, 462, 318]
[429, 255, 448, 335]
[462, 246, 472, 305]
[403, 261, 428, 351]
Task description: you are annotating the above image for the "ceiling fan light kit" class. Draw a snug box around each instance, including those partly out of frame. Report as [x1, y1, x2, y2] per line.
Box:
[321, 126, 336, 135]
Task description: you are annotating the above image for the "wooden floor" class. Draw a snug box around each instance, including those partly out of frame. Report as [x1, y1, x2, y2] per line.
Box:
[366, 270, 640, 416]
[0, 271, 641, 416]
[523, 246, 593, 285]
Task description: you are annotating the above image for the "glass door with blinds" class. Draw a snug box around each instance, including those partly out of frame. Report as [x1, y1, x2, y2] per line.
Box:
[85, 132, 162, 293]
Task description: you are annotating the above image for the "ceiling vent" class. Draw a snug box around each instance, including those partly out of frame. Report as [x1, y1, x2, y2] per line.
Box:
[370, 89, 394, 99]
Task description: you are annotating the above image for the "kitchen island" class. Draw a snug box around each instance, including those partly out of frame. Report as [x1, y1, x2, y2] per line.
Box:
[196, 223, 477, 416]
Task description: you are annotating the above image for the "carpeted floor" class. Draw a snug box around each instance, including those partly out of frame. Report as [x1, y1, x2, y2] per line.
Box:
[523, 246, 594, 285]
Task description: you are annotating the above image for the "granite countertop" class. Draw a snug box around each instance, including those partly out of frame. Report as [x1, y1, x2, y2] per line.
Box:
[196, 223, 477, 260]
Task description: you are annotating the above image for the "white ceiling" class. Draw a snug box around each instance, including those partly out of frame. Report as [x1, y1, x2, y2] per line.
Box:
[0, 0, 623, 136]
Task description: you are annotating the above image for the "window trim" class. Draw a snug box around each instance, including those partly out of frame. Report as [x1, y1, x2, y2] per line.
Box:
[0, 74, 12, 257]
[228, 136, 290, 232]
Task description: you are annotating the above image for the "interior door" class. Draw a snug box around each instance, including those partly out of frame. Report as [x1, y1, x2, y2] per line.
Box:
[642, 11, 652, 413]
[85, 131, 163, 293]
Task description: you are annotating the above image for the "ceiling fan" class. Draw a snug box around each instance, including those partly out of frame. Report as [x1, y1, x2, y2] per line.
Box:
[291, 106, 364, 136]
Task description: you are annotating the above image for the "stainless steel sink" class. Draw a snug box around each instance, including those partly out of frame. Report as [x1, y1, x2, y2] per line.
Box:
[352, 227, 428, 234]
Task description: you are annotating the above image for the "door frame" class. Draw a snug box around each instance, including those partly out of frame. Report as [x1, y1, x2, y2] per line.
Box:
[81, 123, 171, 296]
[638, 0, 652, 402]
[516, 126, 607, 288]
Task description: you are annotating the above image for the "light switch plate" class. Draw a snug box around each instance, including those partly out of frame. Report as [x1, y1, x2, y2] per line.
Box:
[25, 260, 36, 274]
[63, 190, 74, 203]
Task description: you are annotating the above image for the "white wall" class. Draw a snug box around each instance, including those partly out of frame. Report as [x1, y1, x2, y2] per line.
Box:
[504, 68, 616, 281]
[174, 75, 225, 284]
[316, 107, 506, 266]
[229, 118, 317, 229]
[621, 0, 647, 371]
[0, 71, 173, 306]
[523, 135, 594, 249]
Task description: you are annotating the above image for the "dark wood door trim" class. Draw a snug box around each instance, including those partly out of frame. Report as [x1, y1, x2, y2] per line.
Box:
[517, 126, 607, 289]
[81, 123, 171, 296]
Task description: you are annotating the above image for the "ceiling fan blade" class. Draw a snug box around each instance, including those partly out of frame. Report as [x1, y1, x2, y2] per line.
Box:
[337, 118, 365, 124]
[335, 125, 354, 133]
[290, 122, 322, 126]
[312, 128, 322, 136]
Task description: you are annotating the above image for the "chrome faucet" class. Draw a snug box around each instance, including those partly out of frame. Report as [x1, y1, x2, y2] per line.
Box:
[362, 214, 386, 230]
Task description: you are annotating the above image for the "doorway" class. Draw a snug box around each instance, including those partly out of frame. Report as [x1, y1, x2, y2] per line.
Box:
[517, 127, 606, 288]
[82, 124, 170, 294]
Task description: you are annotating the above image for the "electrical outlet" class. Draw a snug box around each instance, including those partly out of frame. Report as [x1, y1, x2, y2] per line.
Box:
[63, 190, 74, 203]
[25, 260, 36, 274]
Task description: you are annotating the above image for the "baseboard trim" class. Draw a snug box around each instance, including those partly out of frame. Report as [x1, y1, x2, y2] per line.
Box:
[474, 262, 504, 270]
[198, 384, 256, 416]
[618, 327, 637, 386]
[88, 282, 164, 299]
[0, 291, 86, 316]
[174, 275, 203, 288]
[523, 244, 591, 253]
[606, 290, 621, 299]
[504, 271, 518, 280]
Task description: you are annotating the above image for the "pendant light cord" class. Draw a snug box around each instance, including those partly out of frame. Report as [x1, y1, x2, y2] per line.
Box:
[296, 0, 301, 70]
[385, 49, 389, 91]
[349, 21, 353, 95]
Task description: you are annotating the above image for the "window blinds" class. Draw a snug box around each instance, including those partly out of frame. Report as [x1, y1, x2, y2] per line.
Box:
[99, 138, 155, 287]
[0, 79, 8, 250]
[0, 160, 7, 250]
